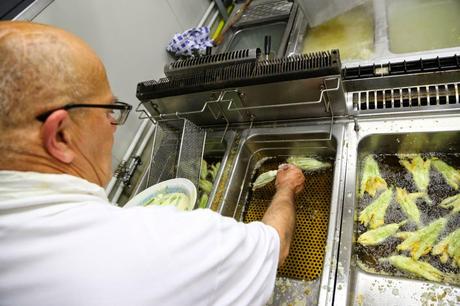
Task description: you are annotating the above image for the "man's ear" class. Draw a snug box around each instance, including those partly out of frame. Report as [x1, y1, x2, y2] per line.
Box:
[41, 110, 75, 164]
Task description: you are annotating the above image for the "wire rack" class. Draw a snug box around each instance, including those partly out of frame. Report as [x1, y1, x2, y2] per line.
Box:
[176, 118, 207, 188]
[145, 122, 181, 187]
[139, 118, 206, 199]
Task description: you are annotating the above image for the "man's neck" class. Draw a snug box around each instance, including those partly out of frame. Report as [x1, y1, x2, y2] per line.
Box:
[0, 146, 102, 187]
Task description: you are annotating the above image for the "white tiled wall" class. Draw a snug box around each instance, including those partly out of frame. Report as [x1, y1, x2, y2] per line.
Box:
[34, 0, 210, 168]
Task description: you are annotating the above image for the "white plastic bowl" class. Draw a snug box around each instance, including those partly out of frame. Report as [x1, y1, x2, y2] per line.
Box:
[123, 178, 197, 210]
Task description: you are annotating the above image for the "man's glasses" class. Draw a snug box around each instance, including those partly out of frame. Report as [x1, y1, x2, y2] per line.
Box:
[36, 101, 132, 125]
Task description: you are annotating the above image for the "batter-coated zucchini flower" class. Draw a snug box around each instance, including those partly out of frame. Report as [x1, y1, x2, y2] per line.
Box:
[396, 218, 447, 260]
[357, 220, 406, 246]
[432, 228, 460, 267]
[399, 155, 431, 192]
[358, 188, 393, 229]
[431, 158, 460, 190]
[384, 255, 443, 282]
[359, 155, 388, 198]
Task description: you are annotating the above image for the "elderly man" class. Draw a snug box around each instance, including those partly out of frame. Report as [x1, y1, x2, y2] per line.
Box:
[0, 21, 305, 306]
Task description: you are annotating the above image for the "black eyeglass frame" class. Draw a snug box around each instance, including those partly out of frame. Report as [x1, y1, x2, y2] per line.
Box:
[36, 101, 132, 125]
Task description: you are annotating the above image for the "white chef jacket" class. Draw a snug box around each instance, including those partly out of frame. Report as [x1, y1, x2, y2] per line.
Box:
[0, 171, 280, 306]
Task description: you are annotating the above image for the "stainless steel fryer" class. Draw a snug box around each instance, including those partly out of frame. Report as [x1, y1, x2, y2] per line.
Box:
[133, 47, 460, 305]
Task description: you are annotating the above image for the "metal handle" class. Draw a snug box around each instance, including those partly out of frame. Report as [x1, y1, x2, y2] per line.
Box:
[264, 35, 271, 59]
[137, 77, 340, 122]
[137, 77, 340, 145]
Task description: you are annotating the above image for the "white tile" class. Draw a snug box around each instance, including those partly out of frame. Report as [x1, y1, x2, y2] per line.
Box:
[166, 0, 210, 29]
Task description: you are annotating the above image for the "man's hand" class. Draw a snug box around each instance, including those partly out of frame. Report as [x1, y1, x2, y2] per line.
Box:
[262, 164, 305, 266]
[275, 164, 305, 195]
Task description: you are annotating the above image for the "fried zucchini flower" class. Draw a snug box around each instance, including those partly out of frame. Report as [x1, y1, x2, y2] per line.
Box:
[209, 162, 221, 182]
[385, 256, 443, 282]
[359, 155, 388, 198]
[200, 160, 208, 180]
[399, 155, 431, 192]
[396, 218, 447, 260]
[252, 170, 278, 191]
[358, 188, 393, 229]
[357, 221, 406, 246]
[198, 193, 209, 209]
[439, 193, 460, 214]
[395, 187, 430, 226]
[432, 228, 460, 267]
[431, 158, 460, 190]
[286, 156, 331, 172]
[199, 179, 213, 195]
[252, 157, 331, 191]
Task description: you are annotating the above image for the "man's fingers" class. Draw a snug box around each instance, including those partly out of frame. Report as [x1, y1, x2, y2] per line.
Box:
[278, 163, 290, 171]
[275, 163, 306, 194]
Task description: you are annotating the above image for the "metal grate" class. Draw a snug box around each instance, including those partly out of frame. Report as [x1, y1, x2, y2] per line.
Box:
[242, 159, 332, 280]
[235, 0, 293, 28]
[353, 82, 460, 112]
[343, 55, 460, 80]
[136, 50, 341, 100]
[164, 49, 260, 79]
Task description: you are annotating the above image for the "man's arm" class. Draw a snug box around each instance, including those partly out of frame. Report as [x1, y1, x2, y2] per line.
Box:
[262, 164, 305, 266]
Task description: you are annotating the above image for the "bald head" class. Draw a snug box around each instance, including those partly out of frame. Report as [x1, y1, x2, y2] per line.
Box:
[0, 21, 111, 129]
[0, 22, 116, 186]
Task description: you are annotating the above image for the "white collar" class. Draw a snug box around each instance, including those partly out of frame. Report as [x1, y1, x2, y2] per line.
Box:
[0, 171, 109, 206]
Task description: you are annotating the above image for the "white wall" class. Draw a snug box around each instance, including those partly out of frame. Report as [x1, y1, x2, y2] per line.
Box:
[34, 0, 210, 168]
